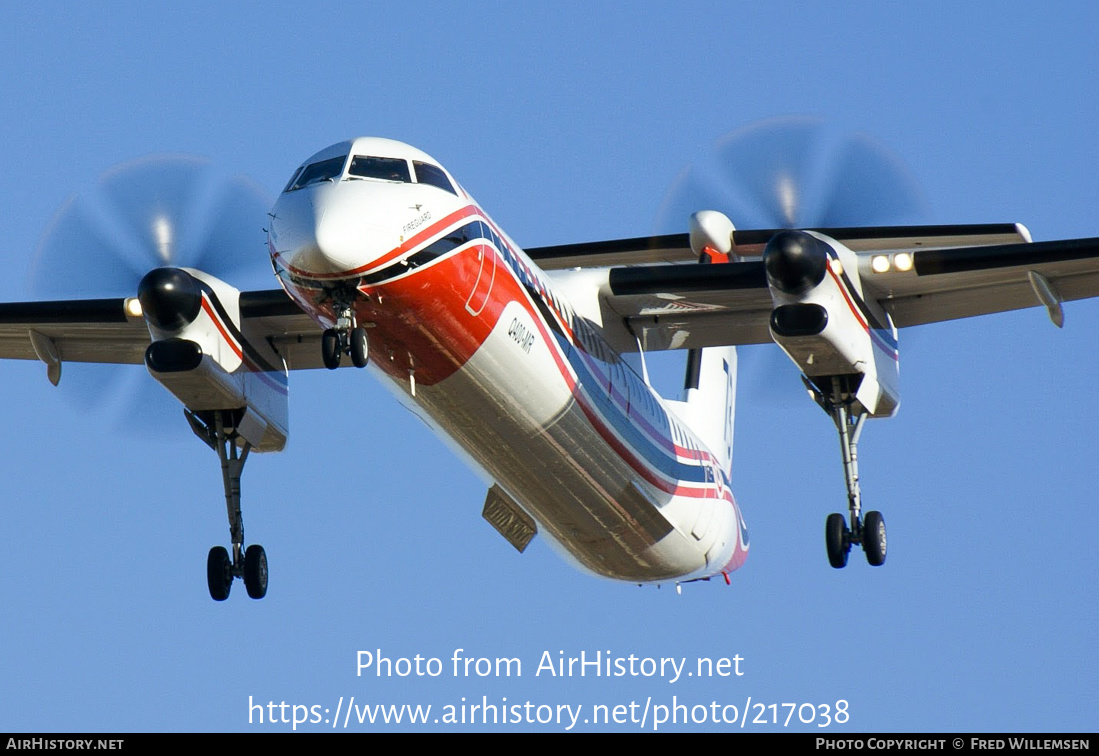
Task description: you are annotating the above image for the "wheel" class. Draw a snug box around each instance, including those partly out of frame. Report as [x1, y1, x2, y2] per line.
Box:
[244, 544, 268, 599]
[207, 546, 232, 601]
[349, 326, 369, 368]
[321, 328, 342, 370]
[862, 510, 887, 566]
[825, 513, 849, 569]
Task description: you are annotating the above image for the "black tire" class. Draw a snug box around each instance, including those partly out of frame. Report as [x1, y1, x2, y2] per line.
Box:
[244, 544, 268, 599]
[863, 510, 887, 566]
[349, 326, 369, 368]
[207, 546, 232, 601]
[321, 328, 342, 370]
[825, 513, 849, 569]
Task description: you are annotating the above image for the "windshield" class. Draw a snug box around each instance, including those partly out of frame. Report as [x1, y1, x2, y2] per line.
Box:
[348, 155, 411, 182]
[288, 155, 348, 191]
[413, 161, 456, 194]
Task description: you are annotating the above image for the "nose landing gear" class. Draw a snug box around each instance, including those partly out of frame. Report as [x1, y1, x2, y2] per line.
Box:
[321, 305, 370, 369]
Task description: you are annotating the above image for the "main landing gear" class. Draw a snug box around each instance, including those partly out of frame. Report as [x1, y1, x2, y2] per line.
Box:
[186, 408, 268, 600]
[811, 376, 887, 569]
[321, 305, 369, 370]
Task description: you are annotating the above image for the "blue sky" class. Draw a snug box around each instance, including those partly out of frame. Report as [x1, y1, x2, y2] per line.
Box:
[0, 2, 1095, 732]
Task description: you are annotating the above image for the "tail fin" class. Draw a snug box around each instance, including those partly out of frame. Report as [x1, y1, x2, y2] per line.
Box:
[674, 346, 737, 475]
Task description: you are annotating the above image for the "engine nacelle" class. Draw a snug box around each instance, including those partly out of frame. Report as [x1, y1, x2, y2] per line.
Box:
[138, 267, 289, 451]
[763, 231, 899, 417]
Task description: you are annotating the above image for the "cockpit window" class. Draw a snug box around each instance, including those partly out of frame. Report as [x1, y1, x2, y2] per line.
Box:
[413, 161, 456, 195]
[282, 166, 304, 193]
[348, 156, 411, 182]
[289, 155, 347, 191]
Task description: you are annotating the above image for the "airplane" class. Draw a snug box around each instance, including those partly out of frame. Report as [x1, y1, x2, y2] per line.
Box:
[1, 135, 1097, 601]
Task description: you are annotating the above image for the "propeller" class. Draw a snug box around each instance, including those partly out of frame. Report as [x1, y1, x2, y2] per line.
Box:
[29, 155, 274, 432]
[655, 115, 926, 234]
[651, 115, 928, 404]
[32, 154, 273, 296]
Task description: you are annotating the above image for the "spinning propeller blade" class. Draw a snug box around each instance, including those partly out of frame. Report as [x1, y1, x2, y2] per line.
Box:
[28, 155, 274, 430]
[655, 115, 926, 233]
[31, 154, 273, 296]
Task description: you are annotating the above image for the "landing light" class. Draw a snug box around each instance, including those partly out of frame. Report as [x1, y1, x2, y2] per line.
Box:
[124, 297, 143, 318]
[871, 255, 891, 274]
[893, 252, 913, 272]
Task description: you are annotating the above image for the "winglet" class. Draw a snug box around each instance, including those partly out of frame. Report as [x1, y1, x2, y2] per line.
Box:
[28, 330, 62, 386]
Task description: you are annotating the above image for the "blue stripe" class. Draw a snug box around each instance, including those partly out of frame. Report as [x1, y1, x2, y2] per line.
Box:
[481, 226, 720, 490]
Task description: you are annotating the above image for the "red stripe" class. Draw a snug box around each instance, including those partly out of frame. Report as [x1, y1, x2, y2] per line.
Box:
[484, 245, 727, 497]
[826, 265, 899, 361]
[272, 205, 481, 281]
[200, 296, 242, 359]
[573, 347, 720, 466]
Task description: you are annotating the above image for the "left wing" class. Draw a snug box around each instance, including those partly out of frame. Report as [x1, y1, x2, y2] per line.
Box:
[544, 227, 1099, 351]
[527, 223, 1028, 269]
[871, 235, 1099, 327]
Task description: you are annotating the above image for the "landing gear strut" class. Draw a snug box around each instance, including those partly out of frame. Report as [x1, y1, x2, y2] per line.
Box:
[811, 375, 887, 568]
[322, 304, 369, 370]
[186, 408, 268, 600]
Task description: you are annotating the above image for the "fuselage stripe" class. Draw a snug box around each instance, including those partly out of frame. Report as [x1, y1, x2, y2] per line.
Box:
[471, 219, 734, 498]
[825, 265, 899, 360]
[272, 205, 481, 281]
[195, 282, 289, 391]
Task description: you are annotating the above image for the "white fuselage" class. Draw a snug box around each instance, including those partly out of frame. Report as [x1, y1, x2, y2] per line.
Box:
[267, 138, 748, 582]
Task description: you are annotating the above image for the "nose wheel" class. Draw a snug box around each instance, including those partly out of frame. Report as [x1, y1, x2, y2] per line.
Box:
[322, 306, 370, 370]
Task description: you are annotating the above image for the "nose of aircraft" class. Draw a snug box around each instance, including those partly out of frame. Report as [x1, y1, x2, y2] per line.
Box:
[270, 182, 412, 277]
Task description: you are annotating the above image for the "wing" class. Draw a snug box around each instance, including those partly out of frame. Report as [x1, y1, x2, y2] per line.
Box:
[0, 289, 326, 382]
[527, 223, 1029, 269]
[540, 223, 1099, 351]
[872, 235, 1099, 327]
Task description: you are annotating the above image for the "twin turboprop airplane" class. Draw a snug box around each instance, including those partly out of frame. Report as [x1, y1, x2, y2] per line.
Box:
[3, 136, 1097, 600]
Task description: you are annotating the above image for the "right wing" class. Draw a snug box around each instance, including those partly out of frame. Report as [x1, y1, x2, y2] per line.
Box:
[0, 289, 327, 383]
